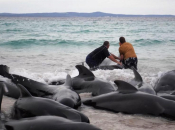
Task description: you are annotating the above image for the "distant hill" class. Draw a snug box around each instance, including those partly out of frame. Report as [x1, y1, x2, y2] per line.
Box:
[0, 12, 174, 17]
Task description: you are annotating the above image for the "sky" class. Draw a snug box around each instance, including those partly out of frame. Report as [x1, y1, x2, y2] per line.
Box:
[0, 0, 175, 15]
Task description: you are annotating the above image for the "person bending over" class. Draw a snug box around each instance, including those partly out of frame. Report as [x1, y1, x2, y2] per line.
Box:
[86, 41, 122, 69]
[118, 37, 138, 70]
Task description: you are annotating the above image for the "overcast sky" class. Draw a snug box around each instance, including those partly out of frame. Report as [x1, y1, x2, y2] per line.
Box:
[0, 0, 175, 15]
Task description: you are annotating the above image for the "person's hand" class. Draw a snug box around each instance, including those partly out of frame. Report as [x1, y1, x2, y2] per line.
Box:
[118, 62, 122, 66]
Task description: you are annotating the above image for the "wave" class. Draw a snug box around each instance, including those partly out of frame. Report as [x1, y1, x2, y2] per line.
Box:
[134, 39, 164, 46]
[1, 22, 17, 26]
[5, 29, 23, 32]
[170, 40, 175, 43]
[0, 39, 99, 49]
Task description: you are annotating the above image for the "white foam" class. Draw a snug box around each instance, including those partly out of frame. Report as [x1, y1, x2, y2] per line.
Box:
[6, 66, 162, 88]
[1, 67, 175, 130]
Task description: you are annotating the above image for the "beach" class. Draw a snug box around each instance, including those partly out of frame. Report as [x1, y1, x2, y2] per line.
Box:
[1, 16, 175, 130]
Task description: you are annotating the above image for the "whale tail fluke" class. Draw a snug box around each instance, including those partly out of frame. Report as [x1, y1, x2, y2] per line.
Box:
[130, 66, 143, 87]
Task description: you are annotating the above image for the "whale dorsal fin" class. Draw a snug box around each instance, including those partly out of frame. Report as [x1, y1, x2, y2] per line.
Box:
[129, 67, 143, 88]
[64, 74, 72, 88]
[114, 80, 138, 94]
[17, 84, 32, 98]
[76, 65, 95, 80]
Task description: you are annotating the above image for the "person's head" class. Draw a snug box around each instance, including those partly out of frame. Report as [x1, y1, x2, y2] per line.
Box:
[103, 41, 110, 49]
[119, 37, 126, 45]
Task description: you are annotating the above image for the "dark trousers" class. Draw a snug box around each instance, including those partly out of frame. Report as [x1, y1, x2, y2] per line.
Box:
[122, 57, 138, 70]
[86, 55, 99, 69]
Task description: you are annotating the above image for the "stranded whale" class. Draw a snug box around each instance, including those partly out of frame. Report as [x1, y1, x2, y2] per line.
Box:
[50, 65, 116, 96]
[0, 65, 81, 109]
[92, 58, 123, 70]
[0, 83, 100, 130]
[4, 116, 102, 130]
[154, 70, 175, 95]
[0, 75, 20, 99]
[83, 80, 175, 120]
[71, 65, 116, 96]
[51, 65, 155, 96]
[10, 83, 89, 123]
[153, 70, 175, 101]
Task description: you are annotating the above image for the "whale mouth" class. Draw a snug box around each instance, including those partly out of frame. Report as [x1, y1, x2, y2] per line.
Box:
[83, 100, 96, 107]
[5, 125, 14, 130]
[59, 98, 77, 109]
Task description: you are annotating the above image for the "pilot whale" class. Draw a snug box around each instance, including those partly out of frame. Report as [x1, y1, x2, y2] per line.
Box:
[154, 70, 175, 95]
[50, 65, 116, 96]
[4, 116, 102, 130]
[0, 76, 20, 99]
[90, 65, 123, 71]
[0, 84, 100, 130]
[9, 83, 89, 123]
[0, 65, 81, 109]
[51, 65, 156, 96]
[92, 58, 123, 70]
[153, 70, 175, 101]
[71, 65, 117, 96]
[83, 80, 175, 120]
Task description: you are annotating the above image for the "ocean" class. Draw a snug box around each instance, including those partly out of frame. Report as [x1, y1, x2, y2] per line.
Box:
[0, 16, 175, 130]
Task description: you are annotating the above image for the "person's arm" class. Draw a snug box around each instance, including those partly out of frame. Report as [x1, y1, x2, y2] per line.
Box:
[120, 54, 124, 61]
[108, 55, 122, 66]
[110, 53, 120, 60]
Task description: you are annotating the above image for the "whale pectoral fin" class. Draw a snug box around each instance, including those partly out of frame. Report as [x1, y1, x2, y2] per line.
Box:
[75, 65, 95, 80]
[130, 67, 143, 88]
[17, 84, 32, 98]
[114, 80, 138, 94]
[0, 82, 8, 93]
[0, 82, 5, 111]
[0, 82, 10, 112]
[64, 74, 72, 88]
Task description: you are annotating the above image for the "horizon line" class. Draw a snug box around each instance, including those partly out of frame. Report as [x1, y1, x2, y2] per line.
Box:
[0, 12, 174, 17]
[0, 11, 174, 15]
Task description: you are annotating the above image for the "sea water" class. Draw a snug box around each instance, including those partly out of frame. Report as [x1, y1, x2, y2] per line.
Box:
[0, 17, 175, 130]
